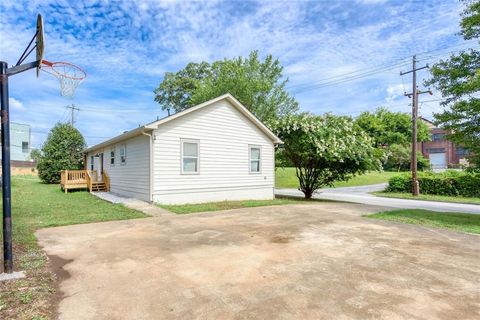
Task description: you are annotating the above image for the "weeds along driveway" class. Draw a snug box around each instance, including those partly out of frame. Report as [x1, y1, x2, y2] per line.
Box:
[36, 203, 480, 320]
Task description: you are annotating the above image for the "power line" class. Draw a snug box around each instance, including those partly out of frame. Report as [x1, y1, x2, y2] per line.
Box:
[66, 104, 80, 126]
[30, 129, 111, 139]
[289, 43, 470, 89]
[287, 60, 410, 91]
[287, 42, 478, 94]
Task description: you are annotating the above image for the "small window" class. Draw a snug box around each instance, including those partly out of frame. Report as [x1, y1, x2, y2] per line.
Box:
[182, 140, 199, 174]
[22, 141, 29, 153]
[90, 156, 94, 170]
[119, 144, 126, 165]
[427, 147, 445, 154]
[249, 146, 261, 173]
[456, 147, 469, 156]
[110, 148, 115, 165]
[432, 133, 445, 141]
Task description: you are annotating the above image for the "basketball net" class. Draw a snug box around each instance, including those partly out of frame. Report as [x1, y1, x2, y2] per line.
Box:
[41, 60, 86, 98]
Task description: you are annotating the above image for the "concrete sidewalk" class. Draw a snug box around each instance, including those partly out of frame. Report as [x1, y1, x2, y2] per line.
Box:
[92, 192, 172, 217]
[276, 184, 480, 214]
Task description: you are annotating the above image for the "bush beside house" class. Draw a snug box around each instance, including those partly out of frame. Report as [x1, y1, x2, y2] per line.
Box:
[36, 123, 86, 184]
[386, 170, 480, 198]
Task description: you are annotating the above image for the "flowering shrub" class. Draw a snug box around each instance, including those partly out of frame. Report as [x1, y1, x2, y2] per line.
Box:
[269, 113, 382, 198]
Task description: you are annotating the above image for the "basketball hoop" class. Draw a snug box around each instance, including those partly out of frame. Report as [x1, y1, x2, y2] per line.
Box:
[1, 13, 88, 275]
[35, 14, 86, 98]
[6, 14, 86, 99]
[41, 60, 86, 98]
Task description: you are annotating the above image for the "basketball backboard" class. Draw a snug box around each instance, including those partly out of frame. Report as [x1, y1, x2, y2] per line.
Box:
[36, 14, 44, 77]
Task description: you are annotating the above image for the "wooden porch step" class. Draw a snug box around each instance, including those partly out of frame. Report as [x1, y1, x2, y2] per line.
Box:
[91, 182, 107, 192]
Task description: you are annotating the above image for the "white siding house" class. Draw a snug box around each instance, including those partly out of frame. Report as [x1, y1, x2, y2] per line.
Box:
[84, 94, 282, 204]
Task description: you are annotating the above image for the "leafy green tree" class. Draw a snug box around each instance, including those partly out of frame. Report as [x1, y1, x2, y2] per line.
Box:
[154, 51, 298, 122]
[29, 148, 41, 162]
[425, 0, 480, 166]
[154, 62, 212, 112]
[383, 144, 430, 172]
[37, 123, 86, 184]
[269, 114, 382, 199]
[355, 108, 430, 171]
[355, 107, 430, 147]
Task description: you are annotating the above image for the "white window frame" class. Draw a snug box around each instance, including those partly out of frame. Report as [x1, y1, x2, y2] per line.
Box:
[181, 139, 200, 175]
[119, 144, 127, 165]
[90, 155, 94, 171]
[249, 145, 262, 174]
[110, 147, 115, 166]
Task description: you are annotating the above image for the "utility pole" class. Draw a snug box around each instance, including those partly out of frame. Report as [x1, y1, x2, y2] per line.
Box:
[400, 55, 431, 196]
[66, 104, 80, 127]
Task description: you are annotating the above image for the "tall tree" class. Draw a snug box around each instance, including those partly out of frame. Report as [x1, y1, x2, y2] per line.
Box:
[425, 0, 480, 166]
[270, 114, 382, 199]
[37, 123, 86, 184]
[154, 51, 298, 122]
[154, 62, 213, 113]
[355, 107, 430, 148]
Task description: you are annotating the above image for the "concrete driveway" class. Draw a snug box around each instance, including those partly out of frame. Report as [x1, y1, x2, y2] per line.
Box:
[37, 203, 480, 320]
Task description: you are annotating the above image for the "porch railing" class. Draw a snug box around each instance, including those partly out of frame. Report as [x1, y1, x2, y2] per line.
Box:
[60, 169, 101, 193]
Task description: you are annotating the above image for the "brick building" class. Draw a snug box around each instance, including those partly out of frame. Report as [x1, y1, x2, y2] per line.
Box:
[419, 118, 469, 169]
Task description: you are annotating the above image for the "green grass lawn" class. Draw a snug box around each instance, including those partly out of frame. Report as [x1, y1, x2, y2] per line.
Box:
[158, 198, 308, 214]
[5, 175, 146, 247]
[0, 176, 146, 320]
[366, 209, 480, 234]
[372, 191, 480, 205]
[275, 167, 400, 189]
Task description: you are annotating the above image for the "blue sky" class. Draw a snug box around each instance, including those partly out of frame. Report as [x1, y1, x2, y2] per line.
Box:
[0, 0, 477, 148]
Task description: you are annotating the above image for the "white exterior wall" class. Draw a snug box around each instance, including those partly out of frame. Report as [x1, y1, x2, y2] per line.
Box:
[86, 135, 151, 201]
[152, 100, 275, 204]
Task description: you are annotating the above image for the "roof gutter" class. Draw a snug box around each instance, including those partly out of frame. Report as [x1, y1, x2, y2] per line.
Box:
[84, 126, 153, 153]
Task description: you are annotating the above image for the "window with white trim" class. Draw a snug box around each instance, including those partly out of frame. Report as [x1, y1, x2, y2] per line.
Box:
[119, 144, 127, 165]
[90, 155, 94, 170]
[182, 140, 199, 174]
[249, 146, 261, 173]
[110, 148, 115, 165]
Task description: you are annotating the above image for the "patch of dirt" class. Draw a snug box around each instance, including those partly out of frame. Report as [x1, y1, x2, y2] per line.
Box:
[0, 243, 56, 320]
[270, 235, 293, 243]
[48, 254, 73, 320]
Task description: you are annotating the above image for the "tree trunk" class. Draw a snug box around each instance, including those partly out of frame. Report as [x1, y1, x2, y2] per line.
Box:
[303, 189, 313, 199]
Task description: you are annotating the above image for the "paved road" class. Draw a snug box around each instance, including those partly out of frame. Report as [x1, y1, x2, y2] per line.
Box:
[276, 183, 480, 214]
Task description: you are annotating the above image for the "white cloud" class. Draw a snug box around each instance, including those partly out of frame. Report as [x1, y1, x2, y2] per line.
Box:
[0, 0, 471, 147]
[9, 97, 25, 111]
[385, 84, 406, 103]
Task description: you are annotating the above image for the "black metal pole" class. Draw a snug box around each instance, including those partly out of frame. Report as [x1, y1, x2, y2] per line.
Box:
[1, 61, 13, 274]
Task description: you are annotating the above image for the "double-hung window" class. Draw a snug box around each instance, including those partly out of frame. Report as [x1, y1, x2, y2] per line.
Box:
[182, 139, 199, 174]
[119, 144, 127, 165]
[90, 155, 94, 170]
[22, 141, 29, 153]
[249, 146, 261, 173]
[110, 148, 115, 166]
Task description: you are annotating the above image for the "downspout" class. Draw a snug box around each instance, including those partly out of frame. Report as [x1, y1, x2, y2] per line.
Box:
[141, 130, 154, 203]
[273, 142, 276, 199]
